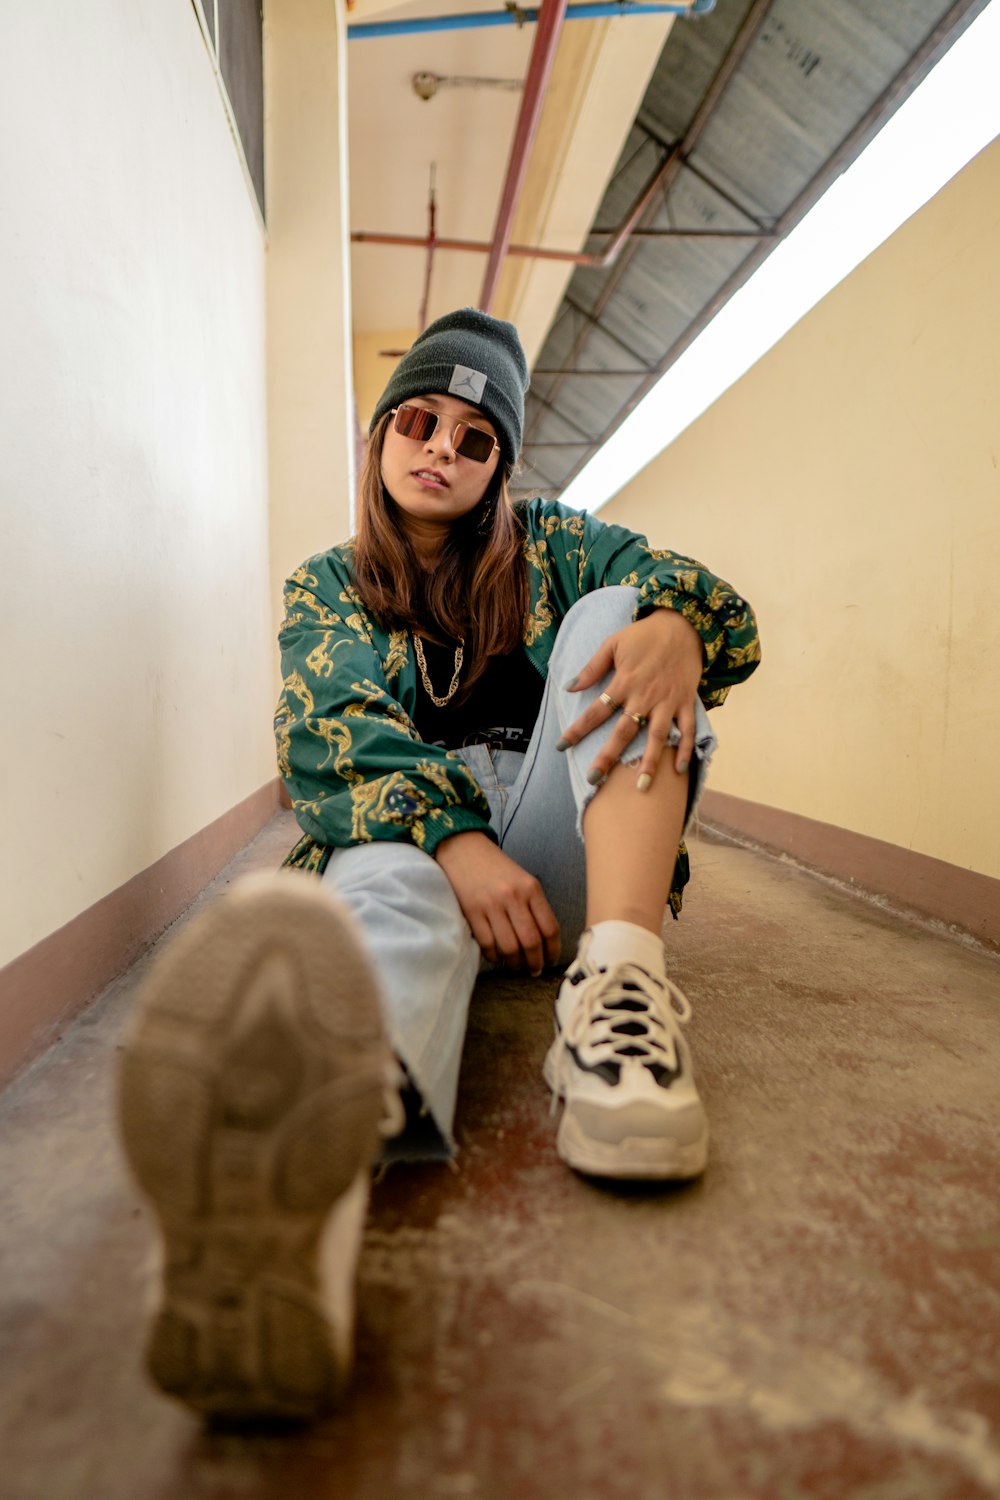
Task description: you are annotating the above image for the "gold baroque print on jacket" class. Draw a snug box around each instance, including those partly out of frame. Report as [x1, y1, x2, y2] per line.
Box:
[309, 716, 360, 782]
[539, 512, 588, 591]
[383, 629, 409, 683]
[273, 711, 293, 778]
[338, 583, 373, 644]
[287, 565, 319, 590]
[671, 567, 702, 595]
[293, 802, 323, 822]
[674, 598, 721, 661]
[349, 772, 431, 843]
[344, 681, 416, 737]
[523, 537, 554, 647]
[283, 585, 338, 629]
[417, 757, 464, 806]
[274, 670, 315, 777]
[305, 633, 350, 680]
[284, 833, 328, 875]
[563, 520, 589, 591]
[726, 637, 762, 672]
[705, 578, 752, 618]
[633, 541, 684, 566]
[278, 669, 315, 718]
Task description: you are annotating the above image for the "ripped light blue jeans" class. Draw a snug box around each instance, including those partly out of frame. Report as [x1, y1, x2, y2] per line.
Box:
[320, 588, 716, 1155]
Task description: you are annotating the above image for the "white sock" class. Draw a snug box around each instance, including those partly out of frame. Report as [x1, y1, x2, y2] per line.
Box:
[583, 920, 666, 978]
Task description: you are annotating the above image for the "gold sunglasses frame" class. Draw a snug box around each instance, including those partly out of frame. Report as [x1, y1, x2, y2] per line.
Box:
[389, 404, 499, 464]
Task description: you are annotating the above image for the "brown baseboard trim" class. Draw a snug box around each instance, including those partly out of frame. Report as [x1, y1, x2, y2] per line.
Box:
[699, 790, 1000, 954]
[0, 778, 283, 1089]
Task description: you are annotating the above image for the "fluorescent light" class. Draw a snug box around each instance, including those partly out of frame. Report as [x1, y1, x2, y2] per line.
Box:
[560, 0, 1000, 514]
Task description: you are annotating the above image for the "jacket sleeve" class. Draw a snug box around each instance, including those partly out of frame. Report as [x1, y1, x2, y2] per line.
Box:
[274, 574, 495, 855]
[534, 502, 761, 709]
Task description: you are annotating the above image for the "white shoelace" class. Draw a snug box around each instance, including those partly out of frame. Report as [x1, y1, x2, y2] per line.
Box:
[554, 962, 693, 1093]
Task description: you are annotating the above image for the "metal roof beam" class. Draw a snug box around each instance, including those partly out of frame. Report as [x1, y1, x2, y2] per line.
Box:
[561, 294, 655, 368]
[551, 0, 992, 492]
[633, 114, 777, 228]
[522, 0, 777, 443]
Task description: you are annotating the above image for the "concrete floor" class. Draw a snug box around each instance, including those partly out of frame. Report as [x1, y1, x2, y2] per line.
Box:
[1, 811, 999, 1500]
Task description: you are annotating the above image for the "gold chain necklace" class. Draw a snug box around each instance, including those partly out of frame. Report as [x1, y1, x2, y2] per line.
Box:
[413, 634, 465, 707]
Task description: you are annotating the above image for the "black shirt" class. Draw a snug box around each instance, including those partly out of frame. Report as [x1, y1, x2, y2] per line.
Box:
[411, 640, 545, 752]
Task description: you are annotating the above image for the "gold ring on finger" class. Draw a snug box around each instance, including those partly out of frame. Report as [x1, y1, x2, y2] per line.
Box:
[625, 711, 649, 727]
[599, 691, 623, 711]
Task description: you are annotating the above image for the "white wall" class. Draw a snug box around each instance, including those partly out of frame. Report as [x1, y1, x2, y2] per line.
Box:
[0, 1, 275, 967]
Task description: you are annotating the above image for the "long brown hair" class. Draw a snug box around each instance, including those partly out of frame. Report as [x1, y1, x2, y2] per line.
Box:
[352, 413, 529, 698]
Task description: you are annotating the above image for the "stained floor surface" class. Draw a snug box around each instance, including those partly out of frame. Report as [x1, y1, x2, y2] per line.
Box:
[1, 812, 998, 1500]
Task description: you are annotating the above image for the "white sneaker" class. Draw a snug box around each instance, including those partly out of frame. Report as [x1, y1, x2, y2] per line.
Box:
[544, 939, 709, 1181]
[118, 871, 397, 1421]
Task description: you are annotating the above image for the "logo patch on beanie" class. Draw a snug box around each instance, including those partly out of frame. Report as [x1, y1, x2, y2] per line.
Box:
[448, 365, 487, 402]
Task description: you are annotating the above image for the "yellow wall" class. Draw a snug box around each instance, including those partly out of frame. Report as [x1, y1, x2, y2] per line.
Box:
[353, 327, 418, 433]
[266, 0, 357, 645]
[602, 135, 1000, 880]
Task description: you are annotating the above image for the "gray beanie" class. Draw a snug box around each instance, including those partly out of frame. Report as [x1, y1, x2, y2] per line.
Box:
[369, 307, 529, 469]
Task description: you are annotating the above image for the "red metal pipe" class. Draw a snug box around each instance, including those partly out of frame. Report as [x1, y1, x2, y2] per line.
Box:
[478, 0, 568, 312]
[352, 224, 768, 264]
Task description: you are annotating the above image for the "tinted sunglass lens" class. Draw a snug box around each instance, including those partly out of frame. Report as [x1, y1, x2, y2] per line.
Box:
[456, 427, 496, 463]
[394, 405, 437, 441]
[394, 405, 495, 461]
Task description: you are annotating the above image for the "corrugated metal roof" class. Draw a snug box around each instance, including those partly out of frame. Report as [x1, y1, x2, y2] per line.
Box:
[514, 0, 988, 499]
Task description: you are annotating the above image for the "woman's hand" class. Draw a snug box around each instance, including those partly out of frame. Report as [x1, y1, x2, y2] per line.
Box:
[558, 608, 703, 788]
[436, 831, 561, 974]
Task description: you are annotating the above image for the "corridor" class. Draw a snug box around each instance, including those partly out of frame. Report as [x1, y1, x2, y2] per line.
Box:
[1, 811, 997, 1500]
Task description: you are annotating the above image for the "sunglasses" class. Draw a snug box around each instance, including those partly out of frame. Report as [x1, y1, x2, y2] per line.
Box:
[390, 404, 499, 464]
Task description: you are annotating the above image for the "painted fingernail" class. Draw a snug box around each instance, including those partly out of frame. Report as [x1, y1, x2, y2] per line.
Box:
[555, 736, 569, 752]
[637, 773, 652, 793]
[586, 767, 604, 786]
[677, 759, 689, 774]
[565, 675, 579, 690]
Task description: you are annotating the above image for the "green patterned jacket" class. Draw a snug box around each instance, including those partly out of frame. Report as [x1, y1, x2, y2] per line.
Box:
[276, 498, 760, 912]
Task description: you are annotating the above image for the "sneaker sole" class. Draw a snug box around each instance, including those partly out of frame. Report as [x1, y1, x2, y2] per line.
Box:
[118, 871, 389, 1420]
[544, 1043, 708, 1182]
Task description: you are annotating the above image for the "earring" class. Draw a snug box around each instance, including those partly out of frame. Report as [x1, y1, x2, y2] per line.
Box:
[477, 497, 496, 535]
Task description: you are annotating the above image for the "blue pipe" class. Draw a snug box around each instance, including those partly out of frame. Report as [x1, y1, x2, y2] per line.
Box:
[348, 1, 714, 42]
